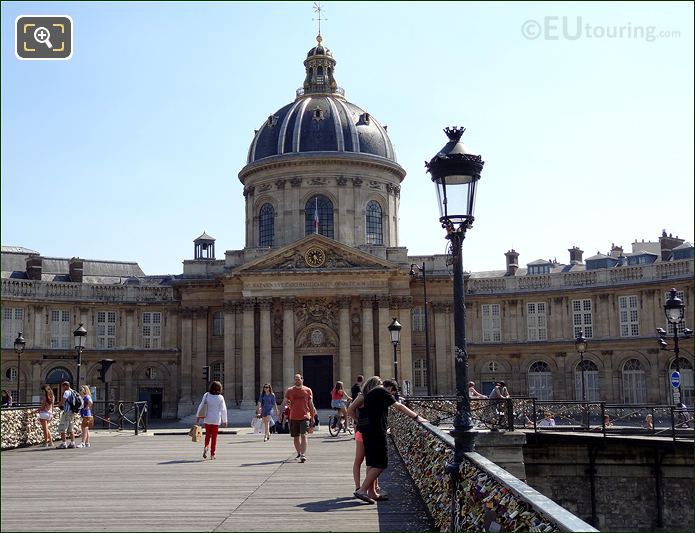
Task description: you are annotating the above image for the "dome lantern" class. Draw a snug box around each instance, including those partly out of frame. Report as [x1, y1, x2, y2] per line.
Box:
[299, 34, 344, 98]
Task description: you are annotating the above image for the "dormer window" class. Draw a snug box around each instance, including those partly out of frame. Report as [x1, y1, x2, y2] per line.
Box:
[267, 115, 278, 127]
[528, 265, 551, 275]
[313, 107, 325, 121]
[359, 112, 371, 125]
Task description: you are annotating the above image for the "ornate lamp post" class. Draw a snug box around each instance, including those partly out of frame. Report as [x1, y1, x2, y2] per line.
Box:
[658, 288, 693, 407]
[575, 331, 588, 401]
[388, 318, 402, 385]
[13, 332, 26, 405]
[426, 126, 484, 530]
[73, 324, 87, 389]
[410, 263, 432, 395]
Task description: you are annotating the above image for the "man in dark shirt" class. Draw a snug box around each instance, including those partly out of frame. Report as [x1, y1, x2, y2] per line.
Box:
[348, 378, 426, 504]
[351, 375, 364, 401]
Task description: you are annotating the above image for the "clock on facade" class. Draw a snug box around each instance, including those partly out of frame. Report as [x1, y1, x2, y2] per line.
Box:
[304, 246, 326, 267]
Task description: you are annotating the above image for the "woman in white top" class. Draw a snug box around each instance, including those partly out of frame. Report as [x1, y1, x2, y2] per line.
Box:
[538, 411, 556, 427]
[196, 381, 228, 460]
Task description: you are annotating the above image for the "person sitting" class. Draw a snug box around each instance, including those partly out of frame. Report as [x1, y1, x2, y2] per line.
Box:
[643, 414, 654, 430]
[468, 381, 487, 399]
[603, 414, 613, 427]
[538, 411, 556, 427]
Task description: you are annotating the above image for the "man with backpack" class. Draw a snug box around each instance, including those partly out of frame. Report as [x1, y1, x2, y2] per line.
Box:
[56, 381, 80, 449]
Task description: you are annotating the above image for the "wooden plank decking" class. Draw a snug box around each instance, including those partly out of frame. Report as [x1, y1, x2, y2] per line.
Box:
[1, 428, 433, 532]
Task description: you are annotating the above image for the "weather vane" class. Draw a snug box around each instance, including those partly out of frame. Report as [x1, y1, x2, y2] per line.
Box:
[313, 2, 327, 38]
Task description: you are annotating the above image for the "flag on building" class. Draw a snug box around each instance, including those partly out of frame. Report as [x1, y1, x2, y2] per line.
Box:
[312, 199, 319, 234]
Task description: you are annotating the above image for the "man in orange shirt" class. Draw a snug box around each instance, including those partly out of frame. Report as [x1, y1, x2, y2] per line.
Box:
[280, 374, 316, 463]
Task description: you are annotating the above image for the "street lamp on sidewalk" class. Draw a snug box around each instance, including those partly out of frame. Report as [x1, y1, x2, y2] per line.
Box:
[410, 263, 432, 395]
[658, 288, 693, 407]
[13, 332, 26, 405]
[73, 324, 87, 389]
[388, 318, 402, 385]
[575, 331, 588, 401]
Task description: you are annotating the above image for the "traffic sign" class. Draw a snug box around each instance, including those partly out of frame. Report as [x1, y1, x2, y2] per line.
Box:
[670, 371, 681, 389]
[673, 391, 681, 405]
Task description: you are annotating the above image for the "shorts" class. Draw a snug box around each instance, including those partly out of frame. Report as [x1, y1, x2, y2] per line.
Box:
[38, 411, 52, 421]
[362, 430, 388, 469]
[81, 416, 94, 429]
[331, 400, 347, 409]
[58, 411, 75, 433]
[289, 419, 309, 437]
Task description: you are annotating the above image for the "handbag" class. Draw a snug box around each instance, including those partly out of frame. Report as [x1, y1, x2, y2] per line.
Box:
[196, 393, 208, 418]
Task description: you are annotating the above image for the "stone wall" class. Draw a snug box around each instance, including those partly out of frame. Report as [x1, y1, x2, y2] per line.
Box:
[1, 407, 82, 449]
[523, 433, 694, 531]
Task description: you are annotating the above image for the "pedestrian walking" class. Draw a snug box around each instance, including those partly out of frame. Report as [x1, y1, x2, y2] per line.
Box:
[257, 383, 278, 442]
[351, 375, 364, 400]
[37, 384, 54, 447]
[196, 380, 228, 460]
[78, 385, 93, 448]
[351, 376, 384, 498]
[56, 381, 77, 449]
[280, 374, 315, 463]
[348, 377, 427, 504]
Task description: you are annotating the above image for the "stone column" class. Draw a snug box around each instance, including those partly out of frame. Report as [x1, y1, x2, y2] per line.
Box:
[223, 302, 237, 405]
[397, 297, 413, 386]
[124, 363, 134, 401]
[259, 298, 272, 390]
[125, 309, 135, 349]
[31, 362, 41, 402]
[376, 295, 391, 379]
[282, 298, 296, 390]
[33, 305, 44, 349]
[433, 302, 451, 394]
[167, 309, 178, 350]
[193, 308, 208, 400]
[338, 296, 352, 384]
[241, 298, 256, 406]
[361, 297, 375, 378]
[178, 309, 193, 413]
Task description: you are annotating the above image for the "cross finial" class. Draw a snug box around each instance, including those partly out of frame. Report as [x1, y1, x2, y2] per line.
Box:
[313, 1, 326, 38]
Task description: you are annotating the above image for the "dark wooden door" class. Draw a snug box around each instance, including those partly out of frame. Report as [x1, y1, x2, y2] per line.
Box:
[302, 355, 333, 409]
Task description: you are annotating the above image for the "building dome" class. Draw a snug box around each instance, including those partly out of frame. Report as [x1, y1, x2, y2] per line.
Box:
[246, 35, 396, 164]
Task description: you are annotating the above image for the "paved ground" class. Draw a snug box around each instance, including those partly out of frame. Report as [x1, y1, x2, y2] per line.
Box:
[1, 422, 433, 532]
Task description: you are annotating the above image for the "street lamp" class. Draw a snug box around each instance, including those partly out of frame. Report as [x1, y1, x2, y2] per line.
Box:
[575, 331, 588, 401]
[426, 126, 484, 529]
[658, 288, 693, 407]
[13, 332, 26, 405]
[73, 324, 87, 389]
[388, 318, 402, 385]
[410, 263, 432, 395]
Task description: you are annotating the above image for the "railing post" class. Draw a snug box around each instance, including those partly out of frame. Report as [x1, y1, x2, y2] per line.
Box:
[600, 402, 606, 437]
[505, 398, 514, 431]
[532, 399, 537, 431]
[134, 403, 139, 436]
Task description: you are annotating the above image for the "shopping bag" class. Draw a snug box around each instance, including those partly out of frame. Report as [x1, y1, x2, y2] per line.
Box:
[189, 424, 202, 442]
[251, 416, 263, 434]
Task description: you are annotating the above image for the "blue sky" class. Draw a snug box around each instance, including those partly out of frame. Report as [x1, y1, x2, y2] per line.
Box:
[2, 1, 693, 275]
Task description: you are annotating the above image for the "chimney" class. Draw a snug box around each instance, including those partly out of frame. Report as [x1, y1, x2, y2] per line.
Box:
[504, 249, 519, 276]
[610, 243, 623, 258]
[659, 231, 685, 261]
[568, 246, 583, 265]
[69, 258, 84, 283]
[26, 257, 42, 280]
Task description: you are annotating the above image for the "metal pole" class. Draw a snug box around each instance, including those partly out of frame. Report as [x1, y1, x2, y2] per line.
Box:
[673, 329, 683, 405]
[580, 352, 586, 401]
[393, 342, 399, 385]
[76, 347, 82, 391]
[421, 263, 432, 395]
[16, 352, 21, 406]
[446, 228, 475, 532]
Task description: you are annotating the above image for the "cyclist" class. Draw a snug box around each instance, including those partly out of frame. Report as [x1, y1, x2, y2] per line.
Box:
[330, 381, 352, 432]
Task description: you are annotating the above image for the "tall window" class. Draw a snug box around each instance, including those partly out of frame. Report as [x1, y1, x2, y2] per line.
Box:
[527, 302, 547, 341]
[365, 201, 383, 245]
[665, 290, 686, 334]
[258, 203, 275, 247]
[50, 310, 71, 349]
[528, 361, 553, 400]
[211, 361, 224, 383]
[622, 359, 646, 403]
[212, 311, 224, 337]
[618, 295, 639, 337]
[572, 299, 593, 338]
[669, 358, 693, 407]
[575, 359, 600, 401]
[143, 312, 162, 349]
[413, 359, 428, 392]
[2, 308, 24, 348]
[411, 306, 425, 332]
[481, 304, 501, 342]
[305, 195, 334, 238]
[96, 311, 117, 349]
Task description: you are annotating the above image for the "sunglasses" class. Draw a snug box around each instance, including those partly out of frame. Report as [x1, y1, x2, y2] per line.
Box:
[263, 386, 270, 389]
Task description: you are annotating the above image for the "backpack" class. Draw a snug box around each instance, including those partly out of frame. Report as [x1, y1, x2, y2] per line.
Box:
[69, 390, 83, 413]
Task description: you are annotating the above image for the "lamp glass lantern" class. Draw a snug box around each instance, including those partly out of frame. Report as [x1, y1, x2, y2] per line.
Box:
[575, 332, 587, 354]
[388, 318, 402, 345]
[664, 288, 685, 324]
[13, 332, 26, 355]
[74, 323, 87, 350]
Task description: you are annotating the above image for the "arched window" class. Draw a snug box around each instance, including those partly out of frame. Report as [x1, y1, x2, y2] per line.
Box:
[411, 306, 425, 332]
[622, 359, 646, 403]
[669, 357, 693, 407]
[211, 361, 223, 383]
[574, 359, 600, 401]
[259, 203, 275, 247]
[366, 201, 383, 245]
[528, 361, 553, 400]
[46, 367, 73, 386]
[305, 195, 334, 238]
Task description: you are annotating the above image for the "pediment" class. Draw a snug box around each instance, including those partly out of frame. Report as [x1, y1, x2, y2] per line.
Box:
[233, 235, 398, 273]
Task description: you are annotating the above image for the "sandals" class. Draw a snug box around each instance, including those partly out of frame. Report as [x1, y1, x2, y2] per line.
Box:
[353, 491, 375, 504]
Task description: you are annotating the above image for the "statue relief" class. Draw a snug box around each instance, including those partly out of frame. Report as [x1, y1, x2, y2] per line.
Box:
[295, 299, 338, 330]
[295, 324, 337, 349]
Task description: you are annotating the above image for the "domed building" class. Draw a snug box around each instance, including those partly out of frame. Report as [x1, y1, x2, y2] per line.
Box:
[2, 35, 693, 418]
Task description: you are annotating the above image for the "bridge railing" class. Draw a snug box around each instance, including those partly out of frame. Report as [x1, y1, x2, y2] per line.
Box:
[390, 408, 597, 532]
[405, 396, 694, 441]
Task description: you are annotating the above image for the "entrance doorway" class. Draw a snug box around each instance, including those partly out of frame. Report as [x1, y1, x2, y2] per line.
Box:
[302, 355, 333, 409]
[138, 387, 163, 419]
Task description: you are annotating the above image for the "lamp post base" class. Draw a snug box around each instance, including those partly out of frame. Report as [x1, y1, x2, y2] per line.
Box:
[447, 428, 477, 532]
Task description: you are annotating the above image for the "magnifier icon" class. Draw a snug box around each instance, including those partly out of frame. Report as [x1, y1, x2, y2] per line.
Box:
[33, 26, 53, 49]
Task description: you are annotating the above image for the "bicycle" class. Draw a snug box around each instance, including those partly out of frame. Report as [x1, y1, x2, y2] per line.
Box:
[328, 408, 352, 437]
